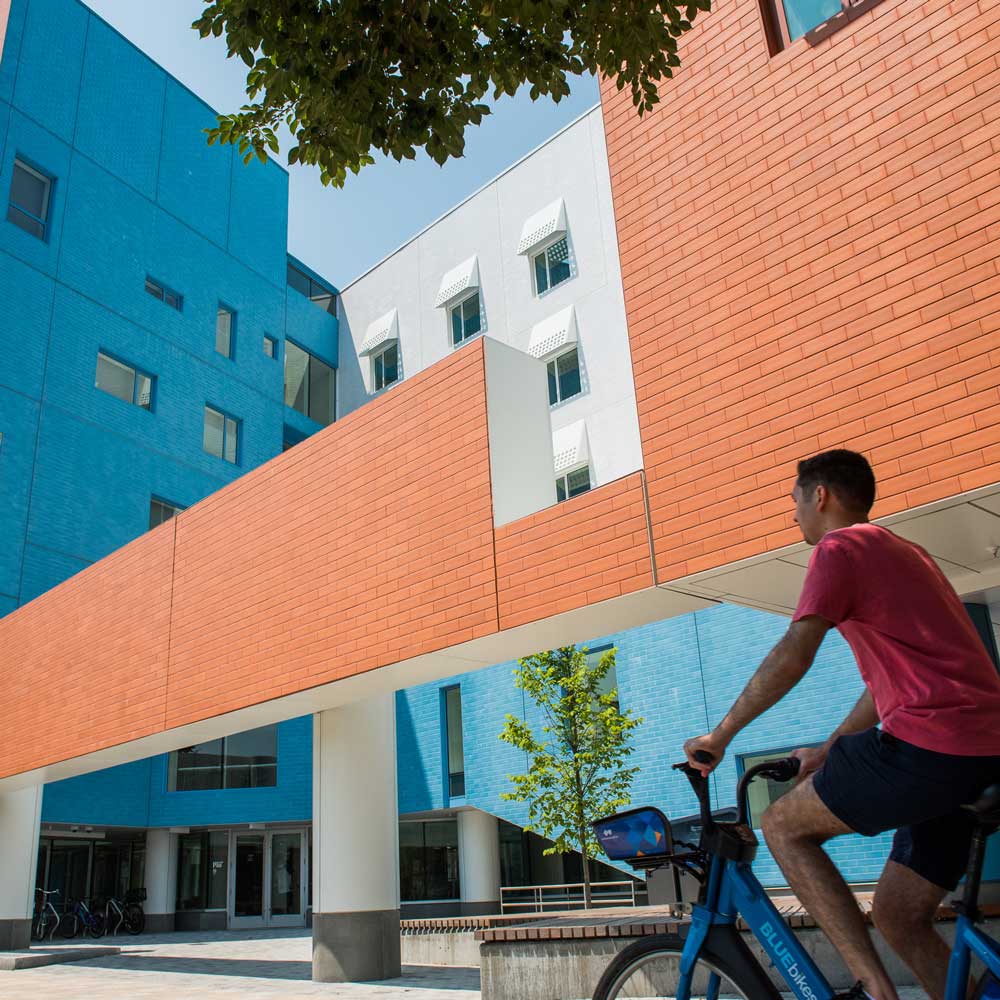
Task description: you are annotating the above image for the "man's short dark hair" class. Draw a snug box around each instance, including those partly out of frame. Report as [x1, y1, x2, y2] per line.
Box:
[796, 449, 876, 513]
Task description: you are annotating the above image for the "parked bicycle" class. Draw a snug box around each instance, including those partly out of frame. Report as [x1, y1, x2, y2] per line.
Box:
[592, 753, 1000, 1000]
[59, 898, 105, 939]
[99, 890, 145, 936]
[31, 888, 61, 942]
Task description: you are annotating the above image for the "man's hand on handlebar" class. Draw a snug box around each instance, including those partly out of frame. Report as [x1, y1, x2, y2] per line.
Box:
[683, 733, 728, 776]
[791, 745, 828, 783]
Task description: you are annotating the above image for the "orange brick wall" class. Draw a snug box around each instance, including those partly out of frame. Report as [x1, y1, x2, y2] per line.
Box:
[495, 472, 652, 630]
[602, 0, 1000, 580]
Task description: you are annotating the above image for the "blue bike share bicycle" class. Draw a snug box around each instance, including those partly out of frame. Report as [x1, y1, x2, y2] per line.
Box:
[591, 752, 1000, 1000]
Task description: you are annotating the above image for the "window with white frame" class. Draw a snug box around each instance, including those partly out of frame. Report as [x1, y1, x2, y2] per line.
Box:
[450, 292, 482, 347]
[556, 466, 591, 503]
[547, 347, 581, 405]
[203, 404, 239, 464]
[533, 237, 571, 295]
[372, 341, 399, 392]
[95, 352, 154, 410]
[7, 159, 52, 240]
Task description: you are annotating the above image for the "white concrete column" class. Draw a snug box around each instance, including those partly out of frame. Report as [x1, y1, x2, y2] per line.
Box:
[312, 694, 400, 982]
[458, 809, 501, 916]
[0, 785, 42, 950]
[144, 828, 178, 933]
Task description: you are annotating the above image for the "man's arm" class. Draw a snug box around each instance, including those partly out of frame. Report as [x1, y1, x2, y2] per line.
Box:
[683, 615, 831, 774]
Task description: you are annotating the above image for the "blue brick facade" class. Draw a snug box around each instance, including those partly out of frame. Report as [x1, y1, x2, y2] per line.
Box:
[0, 0, 335, 832]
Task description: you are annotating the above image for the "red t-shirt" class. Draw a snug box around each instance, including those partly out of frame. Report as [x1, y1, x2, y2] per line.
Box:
[793, 522, 1000, 756]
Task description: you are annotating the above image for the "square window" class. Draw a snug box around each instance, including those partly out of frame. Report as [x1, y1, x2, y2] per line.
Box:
[372, 342, 399, 392]
[216, 306, 235, 358]
[450, 293, 482, 348]
[7, 159, 51, 240]
[264, 335, 277, 359]
[204, 405, 239, 464]
[547, 347, 582, 405]
[533, 238, 571, 296]
[556, 466, 591, 503]
[95, 352, 155, 410]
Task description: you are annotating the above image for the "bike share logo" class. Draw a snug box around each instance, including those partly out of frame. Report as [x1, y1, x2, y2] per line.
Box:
[761, 921, 818, 1000]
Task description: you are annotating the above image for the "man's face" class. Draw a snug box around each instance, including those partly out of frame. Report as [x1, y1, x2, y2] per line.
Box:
[791, 480, 822, 545]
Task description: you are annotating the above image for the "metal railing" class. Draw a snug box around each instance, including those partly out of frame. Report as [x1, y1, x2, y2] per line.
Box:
[499, 880, 646, 914]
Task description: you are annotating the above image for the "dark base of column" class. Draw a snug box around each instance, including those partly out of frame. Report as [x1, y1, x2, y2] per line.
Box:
[312, 909, 400, 982]
[0, 919, 31, 951]
[459, 900, 501, 916]
[143, 912, 176, 934]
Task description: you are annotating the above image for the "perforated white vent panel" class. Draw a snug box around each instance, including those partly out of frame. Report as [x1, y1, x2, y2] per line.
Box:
[552, 420, 589, 475]
[360, 308, 399, 356]
[517, 198, 568, 255]
[435, 256, 480, 307]
[527, 306, 578, 359]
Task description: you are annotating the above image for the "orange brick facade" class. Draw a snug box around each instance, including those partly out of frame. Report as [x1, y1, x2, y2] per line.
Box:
[601, 0, 1000, 581]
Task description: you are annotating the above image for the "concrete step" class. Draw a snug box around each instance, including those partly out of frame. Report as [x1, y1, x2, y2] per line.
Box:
[0, 944, 121, 971]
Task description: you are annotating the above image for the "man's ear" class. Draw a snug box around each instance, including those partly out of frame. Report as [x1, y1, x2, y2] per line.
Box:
[814, 483, 829, 511]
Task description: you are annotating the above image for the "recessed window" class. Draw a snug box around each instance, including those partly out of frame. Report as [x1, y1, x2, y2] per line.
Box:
[287, 261, 337, 315]
[450, 293, 482, 348]
[739, 746, 821, 827]
[95, 352, 154, 410]
[372, 342, 399, 392]
[167, 725, 278, 792]
[203, 405, 239, 464]
[263, 335, 278, 359]
[145, 276, 182, 311]
[443, 685, 465, 798]
[399, 820, 460, 902]
[556, 466, 591, 503]
[215, 305, 235, 359]
[547, 347, 582, 405]
[584, 645, 620, 712]
[760, 0, 850, 50]
[7, 159, 52, 240]
[284, 341, 335, 426]
[149, 497, 185, 531]
[533, 238, 571, 295]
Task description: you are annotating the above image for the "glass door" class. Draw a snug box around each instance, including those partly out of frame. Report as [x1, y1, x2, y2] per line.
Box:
[268, 831, 304, 927]
[228, 830, 307, 928]
[229, 833, 265, 928]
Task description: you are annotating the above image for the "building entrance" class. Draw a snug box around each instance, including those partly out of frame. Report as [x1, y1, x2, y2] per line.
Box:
[228, 829, 306, 928]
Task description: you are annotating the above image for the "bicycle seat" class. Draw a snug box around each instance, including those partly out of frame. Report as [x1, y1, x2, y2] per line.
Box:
[965, 785, 1000, 826]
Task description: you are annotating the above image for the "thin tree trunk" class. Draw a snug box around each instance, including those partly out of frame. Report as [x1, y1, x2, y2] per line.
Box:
[579, 826, 593, 909]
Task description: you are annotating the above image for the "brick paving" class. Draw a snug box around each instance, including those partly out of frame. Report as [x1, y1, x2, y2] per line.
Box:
[0, 929, 480, 1000]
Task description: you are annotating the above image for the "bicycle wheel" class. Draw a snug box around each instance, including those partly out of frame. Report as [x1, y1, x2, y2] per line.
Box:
[123, 906, 144, 935]
[593, 934, 775, 1000]
[58, 911, 80, 939]
[85, 912, 106, 938]
[31, 912, 48, 942]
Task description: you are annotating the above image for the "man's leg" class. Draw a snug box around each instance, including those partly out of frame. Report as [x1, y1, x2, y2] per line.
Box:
[871, 860, 949, 1000]
[761, 776, 898, 1000]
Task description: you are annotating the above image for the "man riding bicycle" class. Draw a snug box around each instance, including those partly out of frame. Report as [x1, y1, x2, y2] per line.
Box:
[684, 449, 1000, 1000]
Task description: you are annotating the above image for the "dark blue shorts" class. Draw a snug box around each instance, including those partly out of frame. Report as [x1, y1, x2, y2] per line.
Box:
[813, 727, 1000, 891]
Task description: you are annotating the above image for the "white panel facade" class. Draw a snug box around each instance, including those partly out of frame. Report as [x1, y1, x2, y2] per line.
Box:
[336, 107, 642, 498]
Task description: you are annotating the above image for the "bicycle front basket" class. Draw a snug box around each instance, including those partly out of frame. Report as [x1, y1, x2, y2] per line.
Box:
[592, 806, 673, 869]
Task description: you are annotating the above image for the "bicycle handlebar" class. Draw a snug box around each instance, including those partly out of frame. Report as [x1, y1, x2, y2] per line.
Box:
[672, 754, 801, 833]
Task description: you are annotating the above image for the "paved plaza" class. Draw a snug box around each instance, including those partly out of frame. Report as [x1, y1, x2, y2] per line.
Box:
[0, 929, 479, 1000]
[0, 927, 933, 1000]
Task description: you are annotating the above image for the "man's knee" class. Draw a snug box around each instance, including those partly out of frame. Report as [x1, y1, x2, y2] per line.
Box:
[872, 883, 936, 945]
[762, 796, 819, 850]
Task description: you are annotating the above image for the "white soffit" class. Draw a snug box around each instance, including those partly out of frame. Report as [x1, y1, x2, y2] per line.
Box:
[435, 256, 480, 308]
[360, 308, 398, 356]
[517, 198, 567, 255]
[528, 305, 578, 360]
[552, 419, 589, 475]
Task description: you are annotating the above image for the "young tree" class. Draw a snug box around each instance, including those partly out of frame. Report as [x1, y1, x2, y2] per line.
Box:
[499, 644, 642, 908]
[193, 1, 711, 186]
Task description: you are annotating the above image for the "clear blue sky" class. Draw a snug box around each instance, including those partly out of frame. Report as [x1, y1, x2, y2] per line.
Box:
[81, 1, 601, 288]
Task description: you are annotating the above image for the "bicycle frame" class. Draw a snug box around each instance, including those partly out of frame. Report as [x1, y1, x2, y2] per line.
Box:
[678, 839, 1000, 1000]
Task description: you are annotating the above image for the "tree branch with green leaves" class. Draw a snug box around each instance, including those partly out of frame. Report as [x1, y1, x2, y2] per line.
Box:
[499, 644, 643, 907]
[193, 0, 711, 186]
